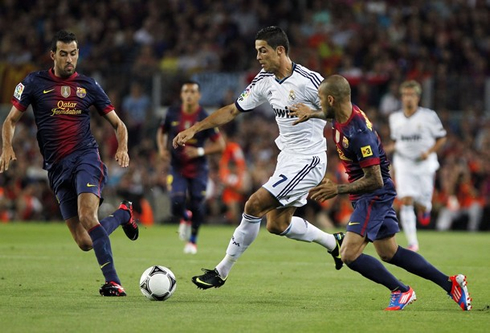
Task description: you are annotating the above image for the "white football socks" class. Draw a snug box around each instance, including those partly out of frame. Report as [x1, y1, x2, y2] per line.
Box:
[216, 213, 261, 278]
[282, 216, 336, 251]
[215, 215, 337, 278]
[400, 205, 418, 246]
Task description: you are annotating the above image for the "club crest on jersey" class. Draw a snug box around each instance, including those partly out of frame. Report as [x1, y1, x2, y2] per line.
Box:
[14, 83, 25, 100]
[76, 87, 86, 98]
[361, 145, 373, 157]
[288, 90, 296, 101]
[61, 86, 71, 98]
[342, 136, 349, 148]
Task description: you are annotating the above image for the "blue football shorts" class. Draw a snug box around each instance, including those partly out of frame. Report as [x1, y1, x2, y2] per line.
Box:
[48, 149, 108, 220]
[347, 185, 400, 242]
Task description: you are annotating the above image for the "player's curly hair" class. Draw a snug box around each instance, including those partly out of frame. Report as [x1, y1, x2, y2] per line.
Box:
[51, 30, 78, 52]
[256, 26, 290, 55]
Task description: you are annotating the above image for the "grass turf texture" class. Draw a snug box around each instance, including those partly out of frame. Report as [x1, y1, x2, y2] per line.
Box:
[0, 223, 488, 333]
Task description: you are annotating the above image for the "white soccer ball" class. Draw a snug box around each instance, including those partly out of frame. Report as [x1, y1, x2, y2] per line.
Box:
[139, 265, 177, 301]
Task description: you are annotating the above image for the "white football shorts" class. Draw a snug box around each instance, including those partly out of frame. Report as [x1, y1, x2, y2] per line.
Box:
[262, 150, 326, 208]
[394, 165, 435, 211]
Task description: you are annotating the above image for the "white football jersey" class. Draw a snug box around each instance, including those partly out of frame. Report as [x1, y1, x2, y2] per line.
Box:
[389, 107, 446, 172]
[236, 63, 327, 155]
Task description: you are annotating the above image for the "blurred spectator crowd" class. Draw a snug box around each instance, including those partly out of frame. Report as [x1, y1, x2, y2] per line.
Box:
[0, 0, 489, 230]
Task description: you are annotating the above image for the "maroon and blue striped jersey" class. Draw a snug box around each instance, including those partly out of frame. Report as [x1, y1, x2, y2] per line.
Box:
[331, 105, 392, 201]
[160, 105, 221, 178]
[11, 68, 114, 170]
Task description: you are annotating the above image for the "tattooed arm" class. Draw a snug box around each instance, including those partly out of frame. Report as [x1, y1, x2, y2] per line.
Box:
[338, 165, 383, 195]
[310, 165, 384, 202]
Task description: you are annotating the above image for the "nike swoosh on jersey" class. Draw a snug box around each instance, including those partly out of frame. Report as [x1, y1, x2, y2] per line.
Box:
[86, 183, 97, 187]
[348, 222, 360, 226]
[43, 89, 54, 94]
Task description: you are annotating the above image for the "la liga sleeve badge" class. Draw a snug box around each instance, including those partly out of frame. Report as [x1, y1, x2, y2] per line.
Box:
[14, 83, 25, 100]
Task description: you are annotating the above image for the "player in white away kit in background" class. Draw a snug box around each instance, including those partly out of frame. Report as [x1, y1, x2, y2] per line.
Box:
[387, 80, 447, 252]
[173, 26, 344, 289]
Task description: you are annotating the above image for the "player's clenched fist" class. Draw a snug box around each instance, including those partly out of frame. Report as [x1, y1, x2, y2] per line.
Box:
[172, 128, 195, 148]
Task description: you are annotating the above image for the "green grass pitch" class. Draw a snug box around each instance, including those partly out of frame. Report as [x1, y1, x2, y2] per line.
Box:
[0, 223, 488, 333]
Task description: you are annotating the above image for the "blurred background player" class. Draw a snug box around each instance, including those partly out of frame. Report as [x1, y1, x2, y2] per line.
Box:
[293, 74, 471, 311]
[219, 123, 249, 224]
[0, 30, 138, 296]
[386, 80, 447, 251]
[174, 26, 344, 290]
[156, 81, 225, 254]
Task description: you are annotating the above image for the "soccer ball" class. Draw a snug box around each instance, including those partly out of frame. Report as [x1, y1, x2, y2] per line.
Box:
[139, 265, 177, 301]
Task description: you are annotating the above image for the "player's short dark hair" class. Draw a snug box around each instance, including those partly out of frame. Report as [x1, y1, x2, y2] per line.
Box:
[182, 80, 200, 91]
[256, 26, 290, 55]
[51, 30, 78, 52]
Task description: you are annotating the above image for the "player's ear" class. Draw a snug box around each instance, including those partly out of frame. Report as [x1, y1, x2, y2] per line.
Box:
[327, 95, 335, 106]
[276, 45, 285, 55]
[50, 51, 55, 61]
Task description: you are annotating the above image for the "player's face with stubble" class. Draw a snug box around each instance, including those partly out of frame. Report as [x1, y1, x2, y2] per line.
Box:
[255, 40, 280, 73]
[51, 41, 79, 78]
[319, 87, 335, 119]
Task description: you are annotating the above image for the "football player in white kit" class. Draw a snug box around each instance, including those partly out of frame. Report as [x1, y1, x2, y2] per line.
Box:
[173, 26, 344, 289]
[387, 80, 447, 251]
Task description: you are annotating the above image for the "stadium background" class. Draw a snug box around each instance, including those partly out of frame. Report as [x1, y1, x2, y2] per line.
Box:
[0, 0, 488, 231]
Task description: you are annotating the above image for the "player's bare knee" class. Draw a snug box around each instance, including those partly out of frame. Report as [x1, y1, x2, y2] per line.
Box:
[78, 243, 93, 251]
[266, 222, 283, 235]
[340, 248, 356, 265]
[244, 197, 261, 217]
[374, 243, 397, 262]
[266, 216, 292, 235]
[340, 251, 352, 264]
[77, 238, 93, 251]
[378, 252, 394, 262]
[78, 211, 98, 230]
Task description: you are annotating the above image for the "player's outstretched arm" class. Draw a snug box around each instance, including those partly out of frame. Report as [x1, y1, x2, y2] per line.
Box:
[104, 110, 130, 168]
[0, 106, 23, 173]
[172, 103, 240, 148]
[289, 103, 326, 125]
[309, 178, 339, 202]
[336, 165, 384, 195]
[310, 165, 384, 202]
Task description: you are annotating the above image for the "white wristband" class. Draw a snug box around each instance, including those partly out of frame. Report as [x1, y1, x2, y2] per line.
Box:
[197, 147, 205, 156]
